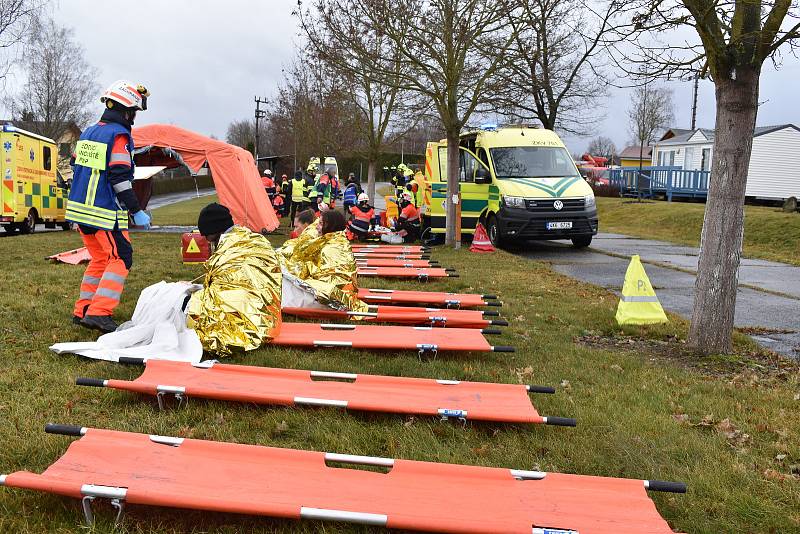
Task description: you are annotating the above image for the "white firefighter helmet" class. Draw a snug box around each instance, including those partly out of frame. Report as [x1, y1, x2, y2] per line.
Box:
[263, 169, 272, 175]
[401, 192, 413, 202]
[100, 80, 150, 110]
[358, 192, 369, 203]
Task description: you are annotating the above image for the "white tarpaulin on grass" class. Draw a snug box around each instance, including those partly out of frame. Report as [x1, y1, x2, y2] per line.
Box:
[51, 281, 203, 363]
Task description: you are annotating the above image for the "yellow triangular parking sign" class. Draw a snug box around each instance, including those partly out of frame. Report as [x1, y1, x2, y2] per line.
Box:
[186, 237, 201, 254]
[615, 255, 668, 325]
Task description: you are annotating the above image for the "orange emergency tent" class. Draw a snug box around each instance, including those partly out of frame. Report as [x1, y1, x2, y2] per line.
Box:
[132, 124, 278, 233]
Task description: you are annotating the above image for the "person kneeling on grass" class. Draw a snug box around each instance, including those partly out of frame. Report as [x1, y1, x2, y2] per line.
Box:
[186, 202, 282, 356]
[346, 192, 374, 241]
[393, 191, 421, 242]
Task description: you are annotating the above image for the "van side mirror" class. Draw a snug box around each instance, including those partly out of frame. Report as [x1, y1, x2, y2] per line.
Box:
[475, 167, 491, 184]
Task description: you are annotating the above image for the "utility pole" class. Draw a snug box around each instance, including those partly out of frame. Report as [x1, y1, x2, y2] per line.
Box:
[691, 74, 699, 130]
[254, 96, 268, 168]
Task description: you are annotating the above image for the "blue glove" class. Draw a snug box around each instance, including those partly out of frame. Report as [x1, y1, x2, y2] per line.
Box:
[132, 210, 151, 229]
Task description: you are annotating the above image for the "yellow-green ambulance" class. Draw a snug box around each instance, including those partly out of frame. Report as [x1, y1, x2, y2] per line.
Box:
[423, 125, 598, 247]
[1, 125, 70, 234]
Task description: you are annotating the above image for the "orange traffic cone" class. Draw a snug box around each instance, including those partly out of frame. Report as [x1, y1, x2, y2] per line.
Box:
[470, 223, 495, 253]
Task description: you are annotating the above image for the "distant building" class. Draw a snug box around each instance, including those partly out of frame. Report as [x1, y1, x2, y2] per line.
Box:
[652, 124, 800, 200]
[618, 145, 653, 168]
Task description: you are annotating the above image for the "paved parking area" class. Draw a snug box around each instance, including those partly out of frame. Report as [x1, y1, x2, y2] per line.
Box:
[519, 233, 800, 358]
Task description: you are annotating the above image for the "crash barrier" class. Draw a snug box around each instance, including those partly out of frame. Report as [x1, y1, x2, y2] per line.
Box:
[271, 323, 511, 358]
[2, 425, 685, 532]
[76, 359, 571, 425]
[283, 305, 507, 329]
[357, 267, 456, 279]
[356, 259, 438, 268]
[358, 288, 501, 308]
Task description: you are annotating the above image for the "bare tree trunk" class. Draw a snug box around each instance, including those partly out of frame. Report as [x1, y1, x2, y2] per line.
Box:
[367, 160, 377, 203]
[688, 68, 760, 354]
[445, 132, 461, 248]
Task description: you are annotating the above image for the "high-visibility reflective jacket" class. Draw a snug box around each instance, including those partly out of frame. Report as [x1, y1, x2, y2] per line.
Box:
[66, 122, 132, 230]
[291, 178, 306, 202]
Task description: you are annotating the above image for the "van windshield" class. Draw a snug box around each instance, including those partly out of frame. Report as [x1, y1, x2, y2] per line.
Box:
[490, 147, 579, 179]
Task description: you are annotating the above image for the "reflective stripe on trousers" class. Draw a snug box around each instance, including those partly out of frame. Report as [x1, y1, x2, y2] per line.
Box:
[74, 228, 131, 317]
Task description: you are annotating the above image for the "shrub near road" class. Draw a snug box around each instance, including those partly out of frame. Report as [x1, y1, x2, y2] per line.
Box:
[0, 218, 798, 532]
[597, 197, 800, 266]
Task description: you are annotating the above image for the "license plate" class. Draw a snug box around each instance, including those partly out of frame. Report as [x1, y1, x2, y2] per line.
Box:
[546, 221, 572, 230]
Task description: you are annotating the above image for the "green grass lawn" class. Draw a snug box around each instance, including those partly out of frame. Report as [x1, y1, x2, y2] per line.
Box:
[598, 197, 800, 266]
[0, 208, 798, 532]
[150, 193, 219, 227]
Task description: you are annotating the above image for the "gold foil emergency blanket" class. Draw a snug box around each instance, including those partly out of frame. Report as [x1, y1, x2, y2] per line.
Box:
[280, 229, 368, 313]
[187, 226, 282, 356]
[279, 220, 319, 260]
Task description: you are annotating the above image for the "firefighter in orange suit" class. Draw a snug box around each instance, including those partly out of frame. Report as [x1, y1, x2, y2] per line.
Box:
[67, 80, 151, 333]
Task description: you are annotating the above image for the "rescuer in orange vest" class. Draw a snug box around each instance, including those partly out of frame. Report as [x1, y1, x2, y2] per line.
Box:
[347, 192, 374, 241]
[394, 191, 421, 242]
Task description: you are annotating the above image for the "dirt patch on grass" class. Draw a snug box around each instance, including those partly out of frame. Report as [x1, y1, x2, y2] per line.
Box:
[576, 331, 800, 382]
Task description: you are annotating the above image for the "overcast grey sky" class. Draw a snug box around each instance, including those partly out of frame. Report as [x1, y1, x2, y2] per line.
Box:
[28, 0, 800, 154]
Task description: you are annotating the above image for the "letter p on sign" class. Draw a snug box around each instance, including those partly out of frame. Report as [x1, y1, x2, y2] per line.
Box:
[637, 279, 646, 291]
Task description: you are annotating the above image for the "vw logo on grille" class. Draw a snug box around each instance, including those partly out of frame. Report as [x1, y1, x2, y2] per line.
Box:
[553, 200, 564, 211]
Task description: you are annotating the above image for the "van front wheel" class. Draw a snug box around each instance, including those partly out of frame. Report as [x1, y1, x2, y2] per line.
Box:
[571, 235, 592, 248]
[486, 215, 505, 248]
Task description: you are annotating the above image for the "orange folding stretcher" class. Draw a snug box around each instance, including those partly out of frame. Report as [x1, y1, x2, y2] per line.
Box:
[357, 266, 455, 279]
[357, 259, 437, 268]
[352, 244, 428, 254]
[283, 305, 507, 328]
[353, 252, 429, 260]
[2, 425, 685, 532]
[271, 323, 511, 357]
[76, 359, 570, 424]
[358, 288, 501, 308]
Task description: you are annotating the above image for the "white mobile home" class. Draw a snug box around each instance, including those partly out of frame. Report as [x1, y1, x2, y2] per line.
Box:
[651, 124, 800, 200]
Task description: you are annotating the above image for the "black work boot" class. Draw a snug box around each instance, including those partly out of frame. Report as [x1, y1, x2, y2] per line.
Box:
[72, 305, 90, 328]
[81, 315, 119, 334]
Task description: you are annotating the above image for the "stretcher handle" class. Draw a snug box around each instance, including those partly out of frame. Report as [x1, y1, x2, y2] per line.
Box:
[482, 294, 498, 299]
[117, 357, 146, 366]
[482, 310, 500, 317]
[76, 377, 106, 388]
[526, 385, 556, 394]
[490, 319, 509, 326]
[646, 480, 687, 493]
[491, 346, 515, 352]
[45, 423, 85, 436]
[544, 417, 577, 427]
[481, 328, 502, 335]
[486, 301, 502, 307]
[447, 273, 459, 278]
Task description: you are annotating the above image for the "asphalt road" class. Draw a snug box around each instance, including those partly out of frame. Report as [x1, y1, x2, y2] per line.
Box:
[519, 233, 800, 358]
[0, 188, 216, 237]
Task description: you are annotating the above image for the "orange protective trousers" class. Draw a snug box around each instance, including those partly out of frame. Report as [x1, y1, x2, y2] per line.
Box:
[73, 229, 132, 317]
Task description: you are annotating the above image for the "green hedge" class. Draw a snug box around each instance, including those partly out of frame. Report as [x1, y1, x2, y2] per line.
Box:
[152, 175, 215, 196]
